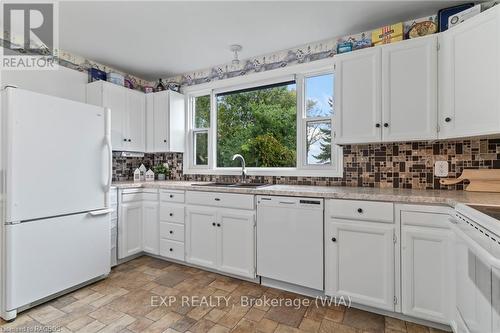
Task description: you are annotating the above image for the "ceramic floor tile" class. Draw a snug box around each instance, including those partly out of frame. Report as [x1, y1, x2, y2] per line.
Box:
[255, 318, 279, 333]
[342, 308, 385, 333]
[385, 317, 407, 332]
[126, 316, 155, 333]
[201, 309, 224, 323]
[65, 315, 95, 331]
[7, 256, 442, 333]
[27, 305, 66, 324]
[231, 318, 258, 333]
[319, 320, 360, 333]
[264, 304, 307, 328]
[75, 319, 106, 333]
[88, 306, 125, 324]
[170, 315, 197, 332]
[299, 318, 321, 332]
[206, 324, 230, 333]
[155, 270, 190, 288]
[406, 322, 430, 333]
[244, 308, 266, 322]
[274, 323, 301, 333]
[189, 318, 216, 333]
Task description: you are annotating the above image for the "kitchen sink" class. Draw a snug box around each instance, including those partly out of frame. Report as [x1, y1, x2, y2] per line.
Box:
[191, 182, 269, 188]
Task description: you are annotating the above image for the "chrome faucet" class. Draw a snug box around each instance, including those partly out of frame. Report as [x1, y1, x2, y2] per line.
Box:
[232, 154, 247, 183]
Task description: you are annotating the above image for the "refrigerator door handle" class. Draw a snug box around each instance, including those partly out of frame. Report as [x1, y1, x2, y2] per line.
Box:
[105, 136, 112, 192]
[104, 107, 112, 194]
[88, 209, 114, 217]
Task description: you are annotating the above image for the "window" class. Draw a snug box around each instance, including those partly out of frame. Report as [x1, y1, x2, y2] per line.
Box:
[192, 95, 210, 166]
[216, 81, 297, 168]
[185, 64, 342, 177]
[304, 74, 333, 165]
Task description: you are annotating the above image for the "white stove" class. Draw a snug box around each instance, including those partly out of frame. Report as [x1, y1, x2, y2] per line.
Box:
[453, 204, 500, 333]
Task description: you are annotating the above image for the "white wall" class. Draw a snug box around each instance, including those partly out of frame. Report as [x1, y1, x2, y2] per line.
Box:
[1, 66, 88, 102]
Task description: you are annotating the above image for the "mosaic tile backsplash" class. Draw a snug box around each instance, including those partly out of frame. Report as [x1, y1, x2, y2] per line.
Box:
[113, 138, 500, 190]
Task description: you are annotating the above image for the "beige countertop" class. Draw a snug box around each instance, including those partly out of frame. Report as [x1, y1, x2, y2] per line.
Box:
[112, 181, 500, 207]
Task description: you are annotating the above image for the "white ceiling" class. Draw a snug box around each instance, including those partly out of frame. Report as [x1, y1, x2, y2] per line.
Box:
[60, 1, 467, 80]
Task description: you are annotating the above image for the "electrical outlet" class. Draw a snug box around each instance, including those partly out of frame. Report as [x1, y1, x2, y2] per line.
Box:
[434, 161, 449, 177]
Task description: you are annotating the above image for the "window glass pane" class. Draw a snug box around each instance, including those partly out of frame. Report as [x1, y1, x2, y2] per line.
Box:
[305, 74, 334, 118]
[194, 95, 210, 128]
[306, 121, 331, 165]
[194, 131, 208, 165]
[216, 82, 297, 168]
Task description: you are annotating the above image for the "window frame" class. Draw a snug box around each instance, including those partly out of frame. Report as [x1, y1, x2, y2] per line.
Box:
[299, 70, 336, 169]
[183, 58, 343, 177]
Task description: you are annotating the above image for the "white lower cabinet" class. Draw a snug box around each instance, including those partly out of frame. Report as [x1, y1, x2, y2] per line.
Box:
[142, 201, 159, 255]
[217, 209, 255, 278]
[118, 189, 161, 259]
[325, 219, 396, 311]
[119, 201, 143, 258]
[399, 208, 453, 325]
[185, 193, 256, 279]
[185, 206, 218, 269]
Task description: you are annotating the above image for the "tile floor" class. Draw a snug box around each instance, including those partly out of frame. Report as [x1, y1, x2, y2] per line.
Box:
[0, 256, 448, 333]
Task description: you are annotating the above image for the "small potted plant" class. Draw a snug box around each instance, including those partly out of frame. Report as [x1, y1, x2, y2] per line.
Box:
[153, 163, 170, 181]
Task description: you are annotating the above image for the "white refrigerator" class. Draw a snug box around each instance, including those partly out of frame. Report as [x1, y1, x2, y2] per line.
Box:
[0, 87, 113, 321]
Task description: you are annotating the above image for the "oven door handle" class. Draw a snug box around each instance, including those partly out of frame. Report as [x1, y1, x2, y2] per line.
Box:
[451, 223, 500, 269]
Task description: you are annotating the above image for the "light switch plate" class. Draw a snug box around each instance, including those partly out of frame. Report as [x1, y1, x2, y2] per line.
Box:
[434, 161, 449, 177]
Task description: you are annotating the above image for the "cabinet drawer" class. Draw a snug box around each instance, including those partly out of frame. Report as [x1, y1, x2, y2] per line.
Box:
[401, 211, 450, 229]
[160, 204, 184, 223]
[121, 189, 158, 202]
[160, 222, 184, 242]
[160, 190, 185, 203]
[160, 239, 184, 261]
[327, 199, 394, 223]
[186, 191, 254, 210]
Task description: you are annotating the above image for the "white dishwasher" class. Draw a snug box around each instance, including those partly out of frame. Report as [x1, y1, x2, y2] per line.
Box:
[257, 196, 324, 290]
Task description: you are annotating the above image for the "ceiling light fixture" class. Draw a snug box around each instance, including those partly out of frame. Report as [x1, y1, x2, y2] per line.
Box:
[230, 44, 242, 65]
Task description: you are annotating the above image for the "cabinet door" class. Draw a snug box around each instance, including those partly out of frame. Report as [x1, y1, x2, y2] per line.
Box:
[185, 206, 217, 269]
[217, 209, 255, 278]
[142, 201, 159, 255]
[401, 225, 451, 324]
[334, 48, 382, 144]
[153, 91, 169, 152]
[168, 91, 185, 152]
[102, 83, 127, 150]
[439, 6, 500, 139]
[325, 219, 395, 311]
[382, 36, 437, 141]
[119, 202, 143, 259]
[145, 94, 155, 153]
[125, 90, 145, 152]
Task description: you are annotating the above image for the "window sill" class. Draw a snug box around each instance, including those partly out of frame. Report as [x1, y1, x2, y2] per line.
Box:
[183, 167, 343, 178]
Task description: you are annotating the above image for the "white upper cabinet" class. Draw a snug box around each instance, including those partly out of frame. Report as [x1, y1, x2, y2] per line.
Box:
[145, 90, 185, 153]
[126, 89, 146, 152]
[439, 6, 500, 139]
[87, 81, 145, 152]
[334, 36, 438, 144]
[382, 35, 438, 142]
[334, 48, 382, 144]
